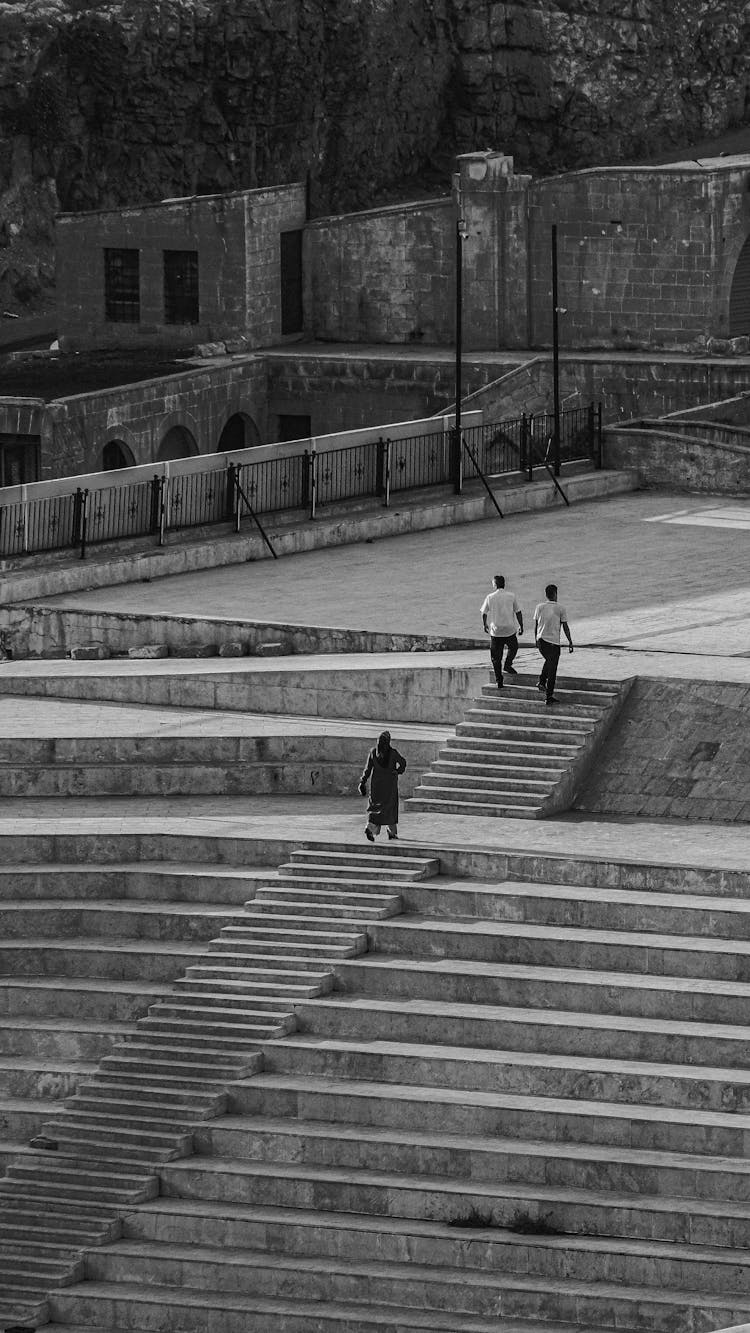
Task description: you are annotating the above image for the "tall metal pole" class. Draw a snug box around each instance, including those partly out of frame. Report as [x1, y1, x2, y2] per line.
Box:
[452, 172, 465, 494]
[551, 223, 561, 477]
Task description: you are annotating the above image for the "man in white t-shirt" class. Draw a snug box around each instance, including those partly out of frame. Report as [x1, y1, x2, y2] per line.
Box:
[533, 583, 573, 705]
[480, 574, 524, 689]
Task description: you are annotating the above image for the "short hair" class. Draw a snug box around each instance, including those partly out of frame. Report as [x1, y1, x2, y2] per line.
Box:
[493, 574, 505, 587]
[545, 583, 557, 599]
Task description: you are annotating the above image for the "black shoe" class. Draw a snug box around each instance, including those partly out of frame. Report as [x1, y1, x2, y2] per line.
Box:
[387, 831, 398, 840]
[496, 681, 503, 689]
[504, 665, 518, 675]
[537, 680, 545, 692]
[546, 696, 558, 706]
[365, 828, 375, 842]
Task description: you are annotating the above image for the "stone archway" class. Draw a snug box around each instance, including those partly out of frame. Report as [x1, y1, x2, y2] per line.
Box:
[217, 412, 262, 452]
[102, 439, 136, 471]
[157, 425, 198, 462]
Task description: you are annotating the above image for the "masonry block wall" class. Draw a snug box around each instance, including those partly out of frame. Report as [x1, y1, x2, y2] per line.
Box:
[527, 165, 750, 352]
[575, 679, 750, 823]
[42, 360, 269, 477]
[304, 200, 454, 345]
[56, 184, 306, 353]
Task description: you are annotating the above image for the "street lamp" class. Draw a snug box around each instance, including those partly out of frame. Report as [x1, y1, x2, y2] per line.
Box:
[452, 172, 468, 493]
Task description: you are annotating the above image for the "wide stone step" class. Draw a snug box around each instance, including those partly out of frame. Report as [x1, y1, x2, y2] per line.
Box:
[148, 992, 297, 1016]
[228, 1073, 750, 1157]
[41, 1111, 193, 1151]
[453, 726, 588, 749]
[73, 1074, 231, 1107]
[174, 975, 332, 1001]
[0, 940, 205, 981]
[432, 757, 565, 778]
[71, 1243, 749, 1328]
[0, 977, 169, 1021]
[192, 1113, 750, 1200]
[331, 955, 750, 1025]
[62, 1095, 219, 1127]
[284, 853, 441, 880]
[431, 879, 750, 939]
[366, 915, 750, 979]
[93, 1053, 255, 1086]
[250, 893, 402, 920]
[187, 953, 344, 974]
[265, 872, 410, 898]
[121, 1197, 750, 1295]
[0, 1056, 96, 1100]
[476, 694, 604, 719]
[407, 793, 541, 817]
[0, 900, 244, 941]
[419, 772, 555, 794]
[261, 1035, 750, 1112]
[45, 1286, 641, 1333]
[480, 681, 620, 706]
[292, 995, 750, 1068]
[445, 736, 578, 758]
[158, 1154, 750, 1246]
[0, 863, 264, 905]
[0, 1018, 130, 1061]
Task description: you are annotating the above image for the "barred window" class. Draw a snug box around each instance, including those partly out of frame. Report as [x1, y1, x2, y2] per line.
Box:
[104, 249, 140, 323]
[164, 250, 199, 324]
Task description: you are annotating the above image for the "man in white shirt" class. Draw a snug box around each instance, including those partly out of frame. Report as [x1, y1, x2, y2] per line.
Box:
[533, 582, 574, 705]
[480, 574, 524, 689]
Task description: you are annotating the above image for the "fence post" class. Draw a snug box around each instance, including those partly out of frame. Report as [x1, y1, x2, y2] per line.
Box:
[376, 436, 386, 498]
[79, 488, 89, 560]
[149, 475, 162, 535]
[527, 417, 534, 482]
[308, 450, 317, 520]
[384, 438, 392, 508]
[596, 401, 603, 468]
[451, 427, 463, 494]
[225, 463, 237, 520]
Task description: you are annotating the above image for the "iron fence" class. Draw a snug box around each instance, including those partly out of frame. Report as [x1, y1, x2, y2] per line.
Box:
[0, 403, 601, 559]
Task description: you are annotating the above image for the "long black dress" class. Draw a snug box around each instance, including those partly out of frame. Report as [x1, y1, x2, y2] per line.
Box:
[360, 746, 407, 827]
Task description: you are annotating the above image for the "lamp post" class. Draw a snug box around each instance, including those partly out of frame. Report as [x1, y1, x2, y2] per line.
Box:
[452, 172, 467, 494]
[551, 223, 561, 478]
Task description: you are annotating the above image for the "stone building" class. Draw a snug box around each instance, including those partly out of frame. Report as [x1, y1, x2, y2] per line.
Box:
[5, 150, 750, 485]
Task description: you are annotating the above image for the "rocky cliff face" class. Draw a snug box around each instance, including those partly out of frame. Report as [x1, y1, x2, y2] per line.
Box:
[0, 0, 748, 318]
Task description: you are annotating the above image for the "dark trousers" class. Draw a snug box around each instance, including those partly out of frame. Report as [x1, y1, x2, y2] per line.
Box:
[537, 639, 561, 700]
[490, 633, 518, 685]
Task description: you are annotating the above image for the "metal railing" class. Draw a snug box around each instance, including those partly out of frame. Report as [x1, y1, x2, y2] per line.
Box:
[0, 404, 601, 560]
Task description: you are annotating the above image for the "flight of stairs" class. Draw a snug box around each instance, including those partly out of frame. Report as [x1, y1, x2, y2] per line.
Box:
[33, 847, 750, 1333]
[408, 673, 632, 817]
[0, 842, 437, 1329]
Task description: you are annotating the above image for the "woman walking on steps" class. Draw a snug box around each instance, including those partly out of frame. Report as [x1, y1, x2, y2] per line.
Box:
[358, 731, 407, 842]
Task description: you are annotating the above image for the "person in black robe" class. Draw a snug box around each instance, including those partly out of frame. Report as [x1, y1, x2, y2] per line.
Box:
[358, 730, 407, 841]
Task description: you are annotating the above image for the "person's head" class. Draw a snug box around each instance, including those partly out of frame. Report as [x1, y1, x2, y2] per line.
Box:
[376, 730, 391, 754]
[492, 574, 505, 589]
[545, 583, 558, 600]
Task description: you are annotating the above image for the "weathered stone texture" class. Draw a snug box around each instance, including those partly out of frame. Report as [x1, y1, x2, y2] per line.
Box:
[576, 679, 750, 824]
[1, 1, 749, 319]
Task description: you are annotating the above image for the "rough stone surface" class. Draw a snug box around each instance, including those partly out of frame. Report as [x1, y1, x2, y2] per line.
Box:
[576, 678, 750, 823]
[0, 1, 748, 318]
[127, 643, 169, 659]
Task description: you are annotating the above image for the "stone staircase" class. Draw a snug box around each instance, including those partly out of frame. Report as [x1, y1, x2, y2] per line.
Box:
[407, 674, 632, 817]
[0, 841, 438, 1329]
[30, 845, 750, 1333]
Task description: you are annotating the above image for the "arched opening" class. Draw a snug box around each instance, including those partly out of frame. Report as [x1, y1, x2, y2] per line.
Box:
[102, 439, 136, 471]
[157, 425, 198, 462]
[218, 413, 262, 452]
[729, 234, 750, 336]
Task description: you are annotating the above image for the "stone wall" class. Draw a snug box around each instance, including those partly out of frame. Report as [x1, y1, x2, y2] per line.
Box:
[2, 1, 750, 323]
[576, 678, 750, 823]
[57, 184, 306, 352]
[305, 200, 453, 345]
[603, 424, 750, 492]
[33, 357, 269, 477]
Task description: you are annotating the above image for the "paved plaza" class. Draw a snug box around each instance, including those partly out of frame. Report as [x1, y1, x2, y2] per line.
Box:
[38, 491, 750, 659]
